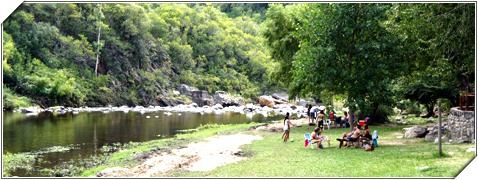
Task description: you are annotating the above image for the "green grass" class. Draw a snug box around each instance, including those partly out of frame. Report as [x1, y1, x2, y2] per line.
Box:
[80, 122, 475, 178]
[167, 124, 475, 177]
[81, 123, 262, 174]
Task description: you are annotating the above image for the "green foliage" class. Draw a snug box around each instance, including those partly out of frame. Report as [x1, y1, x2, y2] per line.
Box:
[270, 4, 405, 122]
[386, 4, 474, 110]
[3, 152, 37, 177]
[2, 32, 19, 86]
[3, 3, 277, 107]
[2, 85, 32, 110]
[263, 3, 473, 122]
[401, 83, 454, 117]
[396, 100, 422, 114]
[218, 3, 269, 23]
[262, 4, 302, 89]
[5, 3, 472, 110]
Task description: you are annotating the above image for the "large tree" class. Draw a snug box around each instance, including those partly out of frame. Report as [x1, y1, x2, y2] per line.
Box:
[288, 4, 407, 123]
[386, 3, 475, 114]
[262, 4, 302, 89]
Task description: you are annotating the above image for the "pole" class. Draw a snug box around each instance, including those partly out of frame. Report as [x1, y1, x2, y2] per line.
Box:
[438, 100, 442, 156]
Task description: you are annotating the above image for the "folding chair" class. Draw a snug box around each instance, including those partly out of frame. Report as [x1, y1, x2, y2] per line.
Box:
[304, 133, 315, 149]
[325, 120, 331, 130]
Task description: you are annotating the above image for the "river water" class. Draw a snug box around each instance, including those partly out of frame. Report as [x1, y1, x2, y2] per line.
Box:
[2, 110, 277, 176]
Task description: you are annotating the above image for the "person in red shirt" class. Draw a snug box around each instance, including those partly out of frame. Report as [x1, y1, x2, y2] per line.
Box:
[329, 110, 335, 128]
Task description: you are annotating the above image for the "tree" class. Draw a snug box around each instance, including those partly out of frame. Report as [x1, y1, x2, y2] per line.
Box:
[94, 3, 104, 77]
[288, 4, 406, 122]
[3, 3, 277, 107]
[262, 4, 302, 89]
[402, 83, 454, 118]
[386, 3, 475, 111]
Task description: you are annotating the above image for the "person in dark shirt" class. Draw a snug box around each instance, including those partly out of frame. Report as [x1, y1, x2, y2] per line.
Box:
[307, 105, 313, 123]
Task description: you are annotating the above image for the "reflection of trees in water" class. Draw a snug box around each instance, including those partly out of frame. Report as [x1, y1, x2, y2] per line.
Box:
[94, 123, 98, 154]
[3, 111, 276, 154]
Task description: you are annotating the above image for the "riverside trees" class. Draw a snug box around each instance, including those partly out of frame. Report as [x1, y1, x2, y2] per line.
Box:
[3, 3, 276, 108]
[3, 3, 474, 118]
[263, 3, 475, 122]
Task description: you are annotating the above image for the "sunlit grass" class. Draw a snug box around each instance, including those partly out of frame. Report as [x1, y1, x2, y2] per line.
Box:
[68, 121, 475, 177]
[167, 124, 475, 177]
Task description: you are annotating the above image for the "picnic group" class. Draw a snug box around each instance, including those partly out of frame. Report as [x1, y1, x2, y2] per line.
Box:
[282, 105, 378, 151]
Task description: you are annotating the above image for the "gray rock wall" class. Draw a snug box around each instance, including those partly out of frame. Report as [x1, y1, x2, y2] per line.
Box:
[447, 107, 475, 143]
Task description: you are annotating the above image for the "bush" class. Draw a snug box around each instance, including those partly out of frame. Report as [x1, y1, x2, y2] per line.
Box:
[3, 85, 32, 110]
[438, 98, 451, 113]
[396, 99, 421, 114]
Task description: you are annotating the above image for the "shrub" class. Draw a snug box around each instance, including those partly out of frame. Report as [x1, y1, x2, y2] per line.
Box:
[3, 85, 32, 110]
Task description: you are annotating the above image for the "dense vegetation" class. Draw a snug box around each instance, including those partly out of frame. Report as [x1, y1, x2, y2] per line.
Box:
[263, 3, 475, 121]
[3, 3, 475, 122]
[3, 3, 276, 109]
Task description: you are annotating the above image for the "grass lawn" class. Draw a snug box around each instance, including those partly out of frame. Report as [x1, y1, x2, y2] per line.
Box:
[166, 122, 475, 177]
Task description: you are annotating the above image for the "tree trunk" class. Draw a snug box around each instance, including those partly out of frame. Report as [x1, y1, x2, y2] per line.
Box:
[422, 102, 435, 118]
[94, 3, 103, 77]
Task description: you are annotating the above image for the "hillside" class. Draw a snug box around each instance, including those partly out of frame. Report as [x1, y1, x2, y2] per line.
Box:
[3, 3, 277, 109]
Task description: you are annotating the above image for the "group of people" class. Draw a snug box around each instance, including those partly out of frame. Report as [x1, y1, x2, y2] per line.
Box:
[308, 123, 374, 151]
[282, 108, 375, 151]
[336, 124, 374, 150]
[306, 105, 334, 131]
[307, 105, 363, 131]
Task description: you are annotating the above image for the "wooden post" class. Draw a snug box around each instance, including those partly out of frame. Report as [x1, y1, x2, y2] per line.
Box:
[438, 100, 442, 156]
[466, 94, 469, 111]
[459, 95, 462, 110]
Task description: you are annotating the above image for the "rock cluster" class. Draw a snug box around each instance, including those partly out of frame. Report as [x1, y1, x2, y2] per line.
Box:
[178, 84, 245, 107]
[403, 107, 474, 144]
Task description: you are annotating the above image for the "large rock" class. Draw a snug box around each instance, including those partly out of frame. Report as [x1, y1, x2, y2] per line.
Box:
[294, 98, 309, 107]
[259, 95, 275, 107]
[213, 91, 244, 107]
[178, 84, 199, 96]
[271, 93, 288, 102]
[404, 126, 428, 138]
[425, 125, 450, 142]
[190, 90, 213, 107]
[155, 95, 176, 107]
[20, 107, 42, 113]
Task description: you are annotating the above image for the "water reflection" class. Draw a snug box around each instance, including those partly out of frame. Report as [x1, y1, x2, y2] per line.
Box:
[3, 110, 277, 176]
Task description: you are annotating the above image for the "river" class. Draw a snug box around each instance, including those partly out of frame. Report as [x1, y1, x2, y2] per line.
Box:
[2, 110, 277, 176]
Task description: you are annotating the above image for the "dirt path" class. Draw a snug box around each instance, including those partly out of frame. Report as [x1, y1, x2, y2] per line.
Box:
[96, 134, 263, 177]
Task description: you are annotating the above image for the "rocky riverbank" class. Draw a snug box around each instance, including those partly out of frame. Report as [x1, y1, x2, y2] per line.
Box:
[14, 102, 317, 119]
[10, 83, 326, 119]
[12, 89, 324, 119]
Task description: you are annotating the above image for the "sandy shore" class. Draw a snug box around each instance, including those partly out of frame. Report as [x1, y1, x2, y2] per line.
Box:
[96, 118, 311, 177]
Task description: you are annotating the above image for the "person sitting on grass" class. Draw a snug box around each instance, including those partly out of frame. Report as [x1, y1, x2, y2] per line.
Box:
[310, 127, 323, 149]
[317, 128, 331, 147]
[337, 124, 361, 148]
[282, 112, 293, 142]
[359, 124, 374, 150]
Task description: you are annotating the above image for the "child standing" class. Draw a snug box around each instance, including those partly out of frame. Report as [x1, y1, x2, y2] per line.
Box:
[282, 112, 293, 142]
